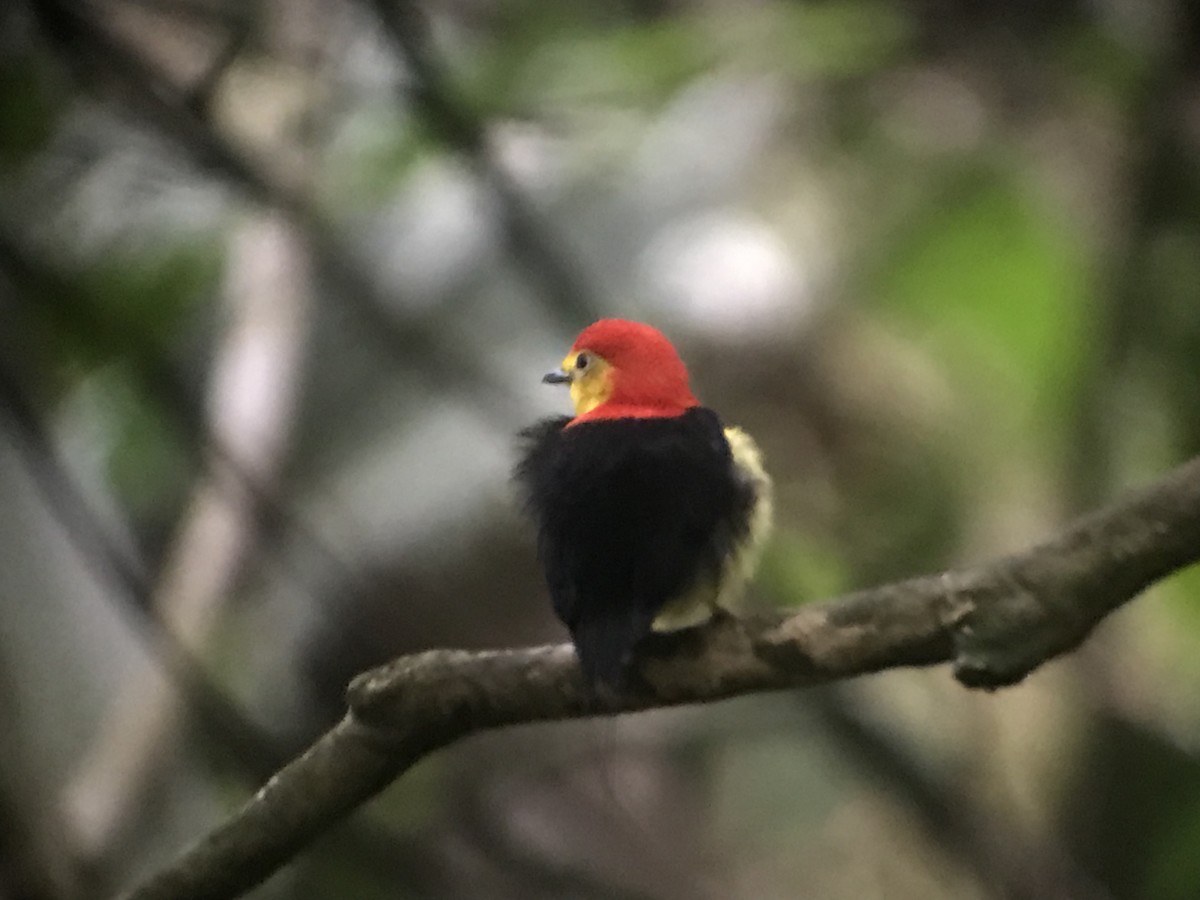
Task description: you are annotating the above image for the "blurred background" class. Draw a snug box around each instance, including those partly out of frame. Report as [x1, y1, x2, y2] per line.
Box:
[2, 0, 1200, 898]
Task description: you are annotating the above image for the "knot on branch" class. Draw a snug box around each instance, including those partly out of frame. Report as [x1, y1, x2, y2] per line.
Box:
[947, 566, 1097, 689]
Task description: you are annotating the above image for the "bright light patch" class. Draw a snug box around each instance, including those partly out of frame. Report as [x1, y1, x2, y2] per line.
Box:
[640, 210, 810, 339]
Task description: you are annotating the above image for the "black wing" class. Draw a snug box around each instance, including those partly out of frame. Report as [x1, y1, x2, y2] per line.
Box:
[515, 408, 752, 686]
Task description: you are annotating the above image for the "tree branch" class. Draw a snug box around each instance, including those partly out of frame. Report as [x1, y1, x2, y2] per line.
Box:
[364, 0, 602, 330]
[120, 455, 1200, 900]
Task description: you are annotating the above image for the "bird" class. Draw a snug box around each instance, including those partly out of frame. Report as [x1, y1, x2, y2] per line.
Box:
[515, 318, 772, 688]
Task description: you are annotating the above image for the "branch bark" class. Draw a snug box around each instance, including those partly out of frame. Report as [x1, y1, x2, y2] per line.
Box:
[120, 455, 1200, 900]
[365, 0, 602, 330]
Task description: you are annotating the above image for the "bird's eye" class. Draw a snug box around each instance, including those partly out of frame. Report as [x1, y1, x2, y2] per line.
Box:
[575, 353, 590, 370]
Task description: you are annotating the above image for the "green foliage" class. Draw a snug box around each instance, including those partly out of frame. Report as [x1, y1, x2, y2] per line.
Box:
[98, 368, 192, 526]
[1143, 799, 1200, 900]
[10, 238, 222, 524]
[1062, 25, 1155, 106]
[1143, 229, 1200, 454]
[79, 240, 221, 352]
[762, 530, 848, 605]
[7, 235, 220, 400]
[872, 166, 1090, 460]
[714, 0, 910, 80]
[323, 116, 437, 210]
[80, 241, 218, 523]
[473, 15, 713, 115]
[1156, 563, 1200, 638]
[18, 240, 216, 399]
[0, 56, 59, 169]
[462, 0, 908, 120]
[1067, 714, 1200, 900]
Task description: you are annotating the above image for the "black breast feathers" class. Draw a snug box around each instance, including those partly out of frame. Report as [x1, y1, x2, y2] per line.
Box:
[515, 407, 755, 687]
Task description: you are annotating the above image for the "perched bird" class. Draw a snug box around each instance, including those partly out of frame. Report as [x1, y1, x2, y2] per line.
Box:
[516, 319, 772, 687]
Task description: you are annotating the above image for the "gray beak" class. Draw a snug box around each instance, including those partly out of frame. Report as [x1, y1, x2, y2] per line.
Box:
[542, 369, 570, 385]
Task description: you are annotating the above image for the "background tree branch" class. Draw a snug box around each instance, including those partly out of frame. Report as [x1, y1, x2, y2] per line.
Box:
[120, 454, 1200, 900]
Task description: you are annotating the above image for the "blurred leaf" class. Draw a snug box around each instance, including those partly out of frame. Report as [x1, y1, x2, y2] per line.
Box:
[80, 240, 221, 350]
[761, 530, 847, 605]
[1145, 229, 1200, 455]
[872, 167, 1090, 450]
[1142, 798, 1200, 900]
[1062, 25, 1154, 107]
[324, 115, 437, 210]
[468, 0, 909, 117]
[2, 233, 219, 400]
[717, 0, 910, 80]
[0, 56, 59, 169]
[484, 17, 713, 113]
[99, 367, 191, 525]
[1156, 563, 1200, 633]
[1065, 713, 1200, 900]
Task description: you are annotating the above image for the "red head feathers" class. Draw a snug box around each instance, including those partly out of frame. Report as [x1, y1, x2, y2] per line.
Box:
[567, 319, 699, 424]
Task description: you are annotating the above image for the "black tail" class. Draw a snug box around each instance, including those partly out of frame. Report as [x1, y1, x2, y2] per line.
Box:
[570, 609, 651, 689]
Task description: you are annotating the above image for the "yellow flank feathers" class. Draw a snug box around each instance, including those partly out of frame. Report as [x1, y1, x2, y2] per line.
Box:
[651, 425, 773, 632]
